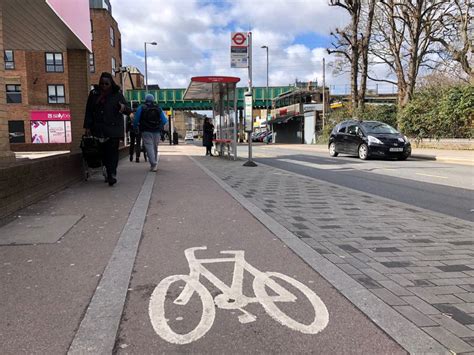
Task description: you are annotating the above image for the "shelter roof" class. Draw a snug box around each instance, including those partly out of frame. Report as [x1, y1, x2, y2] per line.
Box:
[183, 76, 240, 100]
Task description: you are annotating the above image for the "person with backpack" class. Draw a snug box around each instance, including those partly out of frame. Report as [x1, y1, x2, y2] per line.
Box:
[133, 94, 168, 172]
[84, 72, 131, 186]
[126, 113, 145, 163]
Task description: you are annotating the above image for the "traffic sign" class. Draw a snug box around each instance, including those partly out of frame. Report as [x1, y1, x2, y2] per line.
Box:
[231, 32, 248, 47]
[231, 32, 249, 68]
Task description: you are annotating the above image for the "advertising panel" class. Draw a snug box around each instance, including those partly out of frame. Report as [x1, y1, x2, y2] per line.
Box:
[48, 121, 67, 143]
[30, 110, 71, 144]
[31, 121, 49, 144]
[65, 121, 72, 143]
[244, 94, 253, 132]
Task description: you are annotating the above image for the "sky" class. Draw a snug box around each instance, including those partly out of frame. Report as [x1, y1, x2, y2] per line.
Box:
[112, 0, 354, 91]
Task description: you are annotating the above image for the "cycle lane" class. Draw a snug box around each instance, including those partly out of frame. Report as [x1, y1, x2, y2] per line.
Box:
[115, 153, 405, 353]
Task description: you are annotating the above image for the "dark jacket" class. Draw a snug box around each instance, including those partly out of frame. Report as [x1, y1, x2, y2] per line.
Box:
[203, 121, 214, 147]
[84, 86, 131, 138]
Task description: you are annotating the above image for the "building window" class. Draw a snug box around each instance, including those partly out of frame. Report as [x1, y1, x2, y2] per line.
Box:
[6, 84, 21, 103]
[4, 50, 14, 70]
[8, 120, 25, 143]
[110, 27, 115, 47]
[45, 52, 64, 72]
[48, 84, 65, 104]
[91, 19, 94, 41]
[89, 53, 95, 73]
[111, 57, 116, 74]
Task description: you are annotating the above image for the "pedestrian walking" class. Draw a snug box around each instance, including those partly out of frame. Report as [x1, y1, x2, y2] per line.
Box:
[133, 94, 168, 172]
[127, 113, 144, 163]
[84, 72, 130, 186]
[203, 117, 214, 156]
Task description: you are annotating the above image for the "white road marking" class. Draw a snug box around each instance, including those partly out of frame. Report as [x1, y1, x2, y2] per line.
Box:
[149, 246, 329, 344]
[278, 158, 356, 170]
[415, 173, 448, 179]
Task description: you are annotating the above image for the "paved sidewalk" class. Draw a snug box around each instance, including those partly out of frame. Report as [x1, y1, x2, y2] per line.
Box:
[0, 146, 406, 354]
[266, 144, 474, 165]
[194, 149, 474, 354]
[0, 144, 472, 353]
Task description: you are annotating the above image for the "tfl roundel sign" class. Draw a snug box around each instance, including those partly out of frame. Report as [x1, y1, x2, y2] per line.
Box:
[231, 32, 248, 47]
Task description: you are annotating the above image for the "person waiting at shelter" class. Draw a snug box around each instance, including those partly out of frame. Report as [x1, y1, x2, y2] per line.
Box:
[84, 72, 131, 186]
[133, 94, 168, 172]
[203, 117, 214, 156]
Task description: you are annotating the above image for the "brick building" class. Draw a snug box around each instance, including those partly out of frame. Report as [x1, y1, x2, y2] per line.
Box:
[4, 0, 122, 149]
[89, 0, 122, 86]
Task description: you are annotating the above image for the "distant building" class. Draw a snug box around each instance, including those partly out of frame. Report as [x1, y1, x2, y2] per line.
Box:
[174, 111, 206, 138]
[122, 66, 145, 91]
[89, 0, 122, 86]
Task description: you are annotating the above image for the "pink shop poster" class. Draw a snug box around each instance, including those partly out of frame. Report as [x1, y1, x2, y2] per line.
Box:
[31, 121, 49, 144]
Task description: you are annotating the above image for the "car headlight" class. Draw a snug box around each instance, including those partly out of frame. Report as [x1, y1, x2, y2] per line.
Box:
[404, 135, 409, 142]
[368, 135, 382, 144]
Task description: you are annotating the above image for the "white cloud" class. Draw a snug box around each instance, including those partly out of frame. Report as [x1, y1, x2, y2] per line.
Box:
[112, 0, 351, 89]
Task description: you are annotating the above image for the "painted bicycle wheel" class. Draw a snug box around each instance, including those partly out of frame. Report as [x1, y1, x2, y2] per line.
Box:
[253, 272, 329, 334]
[149, 274, 216, 344]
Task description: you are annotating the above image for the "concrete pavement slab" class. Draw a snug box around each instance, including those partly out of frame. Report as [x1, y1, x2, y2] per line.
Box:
[0, 214, 83, 245]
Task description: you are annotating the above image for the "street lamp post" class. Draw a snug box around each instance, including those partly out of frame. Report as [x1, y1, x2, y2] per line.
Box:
[144, 41, 157, 93]
[261, 45, 271, 140]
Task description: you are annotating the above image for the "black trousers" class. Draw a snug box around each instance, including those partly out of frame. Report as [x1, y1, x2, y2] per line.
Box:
[129, 131, 142, 159]
[101, 138, 120, 178]
[205, 145, 212, 155]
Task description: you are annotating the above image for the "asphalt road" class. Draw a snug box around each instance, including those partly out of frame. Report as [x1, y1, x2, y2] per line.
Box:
[242, 146, 474, 222]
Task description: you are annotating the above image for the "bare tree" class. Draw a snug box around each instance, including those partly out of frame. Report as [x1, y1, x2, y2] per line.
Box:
[358, 0, 376, 111]
[431, 0, 473, 82]
[327, 0, 377, 114]
[327, 0, 361, 114]
[370, 0, 447, 108]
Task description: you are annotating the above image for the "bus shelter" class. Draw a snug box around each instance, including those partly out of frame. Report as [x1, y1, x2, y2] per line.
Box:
[183, 76, 240, 159]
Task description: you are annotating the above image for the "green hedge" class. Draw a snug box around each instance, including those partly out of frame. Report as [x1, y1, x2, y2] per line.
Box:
[398, 85, 473, 140]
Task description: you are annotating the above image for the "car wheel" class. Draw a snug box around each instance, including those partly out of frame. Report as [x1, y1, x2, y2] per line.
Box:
[358, 143, 369, 160]
[329, 142, 338, 157]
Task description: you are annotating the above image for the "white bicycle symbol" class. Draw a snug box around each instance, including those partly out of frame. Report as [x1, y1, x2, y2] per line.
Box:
[149, 247, 329, 344]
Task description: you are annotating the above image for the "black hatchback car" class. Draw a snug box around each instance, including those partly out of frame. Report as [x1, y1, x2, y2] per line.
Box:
[328, 120, 411, 160]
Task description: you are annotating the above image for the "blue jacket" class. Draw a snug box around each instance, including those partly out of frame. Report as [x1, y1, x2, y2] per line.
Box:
[133, 103, 168, 132]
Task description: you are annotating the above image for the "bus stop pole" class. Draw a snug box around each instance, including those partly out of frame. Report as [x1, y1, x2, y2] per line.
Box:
[243, 31, 257, 167]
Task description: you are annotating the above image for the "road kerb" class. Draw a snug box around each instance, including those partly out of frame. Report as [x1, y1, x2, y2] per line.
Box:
[68, 172, 156, 354]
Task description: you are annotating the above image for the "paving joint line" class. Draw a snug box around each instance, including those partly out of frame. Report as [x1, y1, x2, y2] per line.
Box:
[190, 155, 449, 354]
[68, 172, 156, 354]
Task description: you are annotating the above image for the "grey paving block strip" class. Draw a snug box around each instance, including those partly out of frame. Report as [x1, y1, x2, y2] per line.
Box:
[190, 156, 448, 354]
[194, 156, 474, 353]
[68, 172, 156, 354]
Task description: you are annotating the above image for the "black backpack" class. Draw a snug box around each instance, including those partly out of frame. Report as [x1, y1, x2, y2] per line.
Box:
[140, 104, 163, 131]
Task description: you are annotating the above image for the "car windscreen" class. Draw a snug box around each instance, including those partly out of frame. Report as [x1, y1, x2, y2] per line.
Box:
[361, 122, 398, 134]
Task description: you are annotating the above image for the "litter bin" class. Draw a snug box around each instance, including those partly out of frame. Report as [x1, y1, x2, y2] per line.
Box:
[173, 131, 179, 145]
